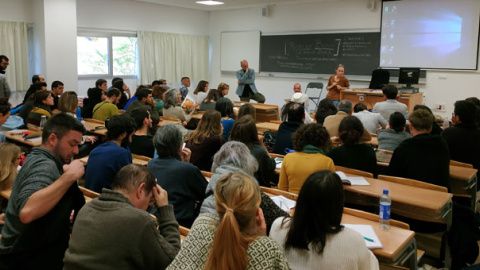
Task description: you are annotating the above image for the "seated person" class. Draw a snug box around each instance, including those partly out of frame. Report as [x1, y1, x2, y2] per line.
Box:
[199, 89, 220, 111]
[372, 84, 409, 121]
[230, 115, 275, 187]
[324, 100, 372, 142]
[377, 112, 411, 151]
[0, 143, 21, 213]
[85, 114, 135, 193]
[289, 83, 309, 112]
[271, 171, 379, 270]
[163, 88, 195, 136]
[168, 171, 289, 270]
[152, 84, 168, 115]
[413, 105, 442, 135]
[328, 116, 378, 177]
[273, 102, 304, 155]
[237, 103, 256, 120]
[185, 110, 224, 171]
[22, 74, 46, 103]
[389, 109, 450, 190]
[111, 79, 131, 110]
[217, 82, 229, 97]
[82, 87, 105, 119]
[285, 92, 313, 124]
[92, 88, 121, 122]
[215, 97, 235, 141]
[279, 123, 335, 194]
[18, 82, 47, 122]
[465, 97, 480, 125]
[0, 98, 11, 142]
[352, 103, 387, 134]
[315, 98, 337, 124]
[26, 90, 54, 126]
[147, 124, 208, 228]
[126, 87, 159, 126]
[199, 141, 288, 234]
[442, 100, 480, 180]
[64, 164, 181, 269]
[50, 81, 64, 113]
[129, 108, 154, 158]
[186, 80, 208, 104]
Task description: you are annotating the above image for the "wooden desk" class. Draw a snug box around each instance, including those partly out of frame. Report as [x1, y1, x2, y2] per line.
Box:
[1, 130, 42, 147]
[233, 101, 280, 122]
[190, 111, 204, 120]
[158, 117, 181, 126]
[256, 122, 280, 134]
[340, 89, 423, 114]
[80, 154, 150, 166]
[83, 119, 107, 136]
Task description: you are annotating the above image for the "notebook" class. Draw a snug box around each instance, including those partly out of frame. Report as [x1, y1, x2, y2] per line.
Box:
[336, 171, 370, 186]
[343, 224, 383, 249]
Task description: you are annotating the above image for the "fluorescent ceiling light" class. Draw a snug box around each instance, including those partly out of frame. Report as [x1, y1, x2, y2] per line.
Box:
[196, 0, 224, 5]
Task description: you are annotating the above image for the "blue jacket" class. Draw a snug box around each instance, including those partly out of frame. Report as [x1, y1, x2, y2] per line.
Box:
[235, 68, 258, 96]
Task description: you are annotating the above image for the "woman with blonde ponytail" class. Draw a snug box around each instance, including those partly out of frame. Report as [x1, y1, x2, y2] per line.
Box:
[167, 171, 289, 270]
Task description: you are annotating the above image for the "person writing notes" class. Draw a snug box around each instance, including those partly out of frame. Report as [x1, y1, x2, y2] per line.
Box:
[326, 64, 350, 107]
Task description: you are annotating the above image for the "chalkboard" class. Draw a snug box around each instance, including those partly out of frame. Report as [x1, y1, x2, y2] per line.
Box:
[260, 32, 381, 76]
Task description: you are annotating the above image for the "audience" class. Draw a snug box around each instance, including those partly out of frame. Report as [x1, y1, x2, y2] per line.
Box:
[85, 114, 135, 193]
[230, 115, 275, 187]
[147, 124, 208, 228]
[22, 75, 47, 103]
[0, 114, 85, 269]
[26, 90, 54, 126]
[372, 84, 409, 121]
[442, 100, 480, 180]
[168, 171, 289, 270]
[200, 141, 288, 233]
[129, 108, 155, 158]
[315, 98, 337, 124]
[352, 102, 387, 134]
[81, 87, 105, 119]
[324, 100, 372, 142]
[465, 97, 480, 125]
[188, 80, 209, 104]
[0, 98, 11, 142]
[163, 88, 195, 135]
[185, 110, 224, 171]
[389, 109, 450, 190]
[290, 83, 309, 112]
[18, 82, 47, 121]
[289, 92, 313, 124]
[270, 170, 379, 270]
[199, 89, 220, 111]
[0, 143, 21, 194]
[215, 97, 235, 141]
[413, 105, 442, 135]
[112, 78, 131, 110]
[96, 78, 108, 94]
[50, 80, 64, 112]
[64, 164, 180, 269]
[278, 123, 335, 194]
[92, 88, 121, 122]
[152, 84, 168, 115]
[328, 116, 378, 177]
[126, 87, 159, 126]
[273, 102, 304, 155]
[237, 103, 256, 120]
[179, 77, 190, 101]
[377, 112, 411, 151]
[217, 82, 229, 97]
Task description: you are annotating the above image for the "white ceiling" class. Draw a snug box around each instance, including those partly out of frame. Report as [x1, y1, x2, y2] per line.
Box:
[133, 0, 341, 11]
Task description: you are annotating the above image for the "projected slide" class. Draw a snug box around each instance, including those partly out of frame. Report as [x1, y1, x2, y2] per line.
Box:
[380, 0, 480, 70]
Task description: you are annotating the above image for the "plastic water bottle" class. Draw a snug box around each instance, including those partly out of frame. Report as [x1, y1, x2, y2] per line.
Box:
[76, 107, 82, 121]
[379, 189, 391, 230]
[39, 115, 47, 130]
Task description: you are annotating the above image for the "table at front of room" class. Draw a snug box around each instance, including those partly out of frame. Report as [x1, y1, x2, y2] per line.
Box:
[233, 101, 280, 122]
[340, 89, 423, 114]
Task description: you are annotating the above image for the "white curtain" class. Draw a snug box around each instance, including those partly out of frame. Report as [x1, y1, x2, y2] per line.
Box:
[137, 31, 209, 84]
[0, 21, 30, 91]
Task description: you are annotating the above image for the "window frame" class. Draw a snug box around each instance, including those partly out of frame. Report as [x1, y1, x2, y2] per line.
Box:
[77, 29, 138, 79]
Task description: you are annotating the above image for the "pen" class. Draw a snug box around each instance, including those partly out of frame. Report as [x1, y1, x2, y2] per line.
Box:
[363, 236, 374, 242]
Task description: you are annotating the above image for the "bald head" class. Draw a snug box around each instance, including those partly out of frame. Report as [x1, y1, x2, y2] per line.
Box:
[240, 60, 249, 71]
[293, 83, 301, 93]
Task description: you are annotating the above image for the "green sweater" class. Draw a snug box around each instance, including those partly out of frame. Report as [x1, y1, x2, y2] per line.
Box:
[64, 189, 181, 270]
[92, 101, 118, 122]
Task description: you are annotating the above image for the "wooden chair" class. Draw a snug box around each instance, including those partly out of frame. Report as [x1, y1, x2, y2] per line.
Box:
[79, 186, 100, 200]
[450, 160, 474, 168]
[201, 171, 212, 179]
[260, 186, 298, 201]
[160, 116, 181, 122]
[335, 166, 374, 178]
[377, 175, 448, 193]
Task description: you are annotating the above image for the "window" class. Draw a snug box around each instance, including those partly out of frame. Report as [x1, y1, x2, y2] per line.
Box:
[77, 31, 137, 77]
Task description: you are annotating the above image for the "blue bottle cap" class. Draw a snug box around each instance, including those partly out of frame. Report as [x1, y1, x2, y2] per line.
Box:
[383, 189, 388, 195]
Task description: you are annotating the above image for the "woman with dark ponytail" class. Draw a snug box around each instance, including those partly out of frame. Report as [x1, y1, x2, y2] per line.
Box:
[167, 171, 289, 270]
[327, 116, 378, 177]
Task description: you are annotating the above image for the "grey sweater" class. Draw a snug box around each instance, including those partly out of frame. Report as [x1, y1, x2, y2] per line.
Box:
[63, 189, 181, 270]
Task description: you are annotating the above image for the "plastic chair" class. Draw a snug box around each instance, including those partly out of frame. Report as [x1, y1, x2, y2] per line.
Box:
[305, 82, 324, 111]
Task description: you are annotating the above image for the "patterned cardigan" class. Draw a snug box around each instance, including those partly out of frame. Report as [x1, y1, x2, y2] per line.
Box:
[166, 213, 289, 270]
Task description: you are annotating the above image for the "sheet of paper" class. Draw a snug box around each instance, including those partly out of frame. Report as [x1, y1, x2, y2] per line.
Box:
[270, 195, 296, 212]
[275, 157, 283, 169]
[343, 224, 383, 249]
[25, 137, 42, 143]
[336, 171, 370, 186]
